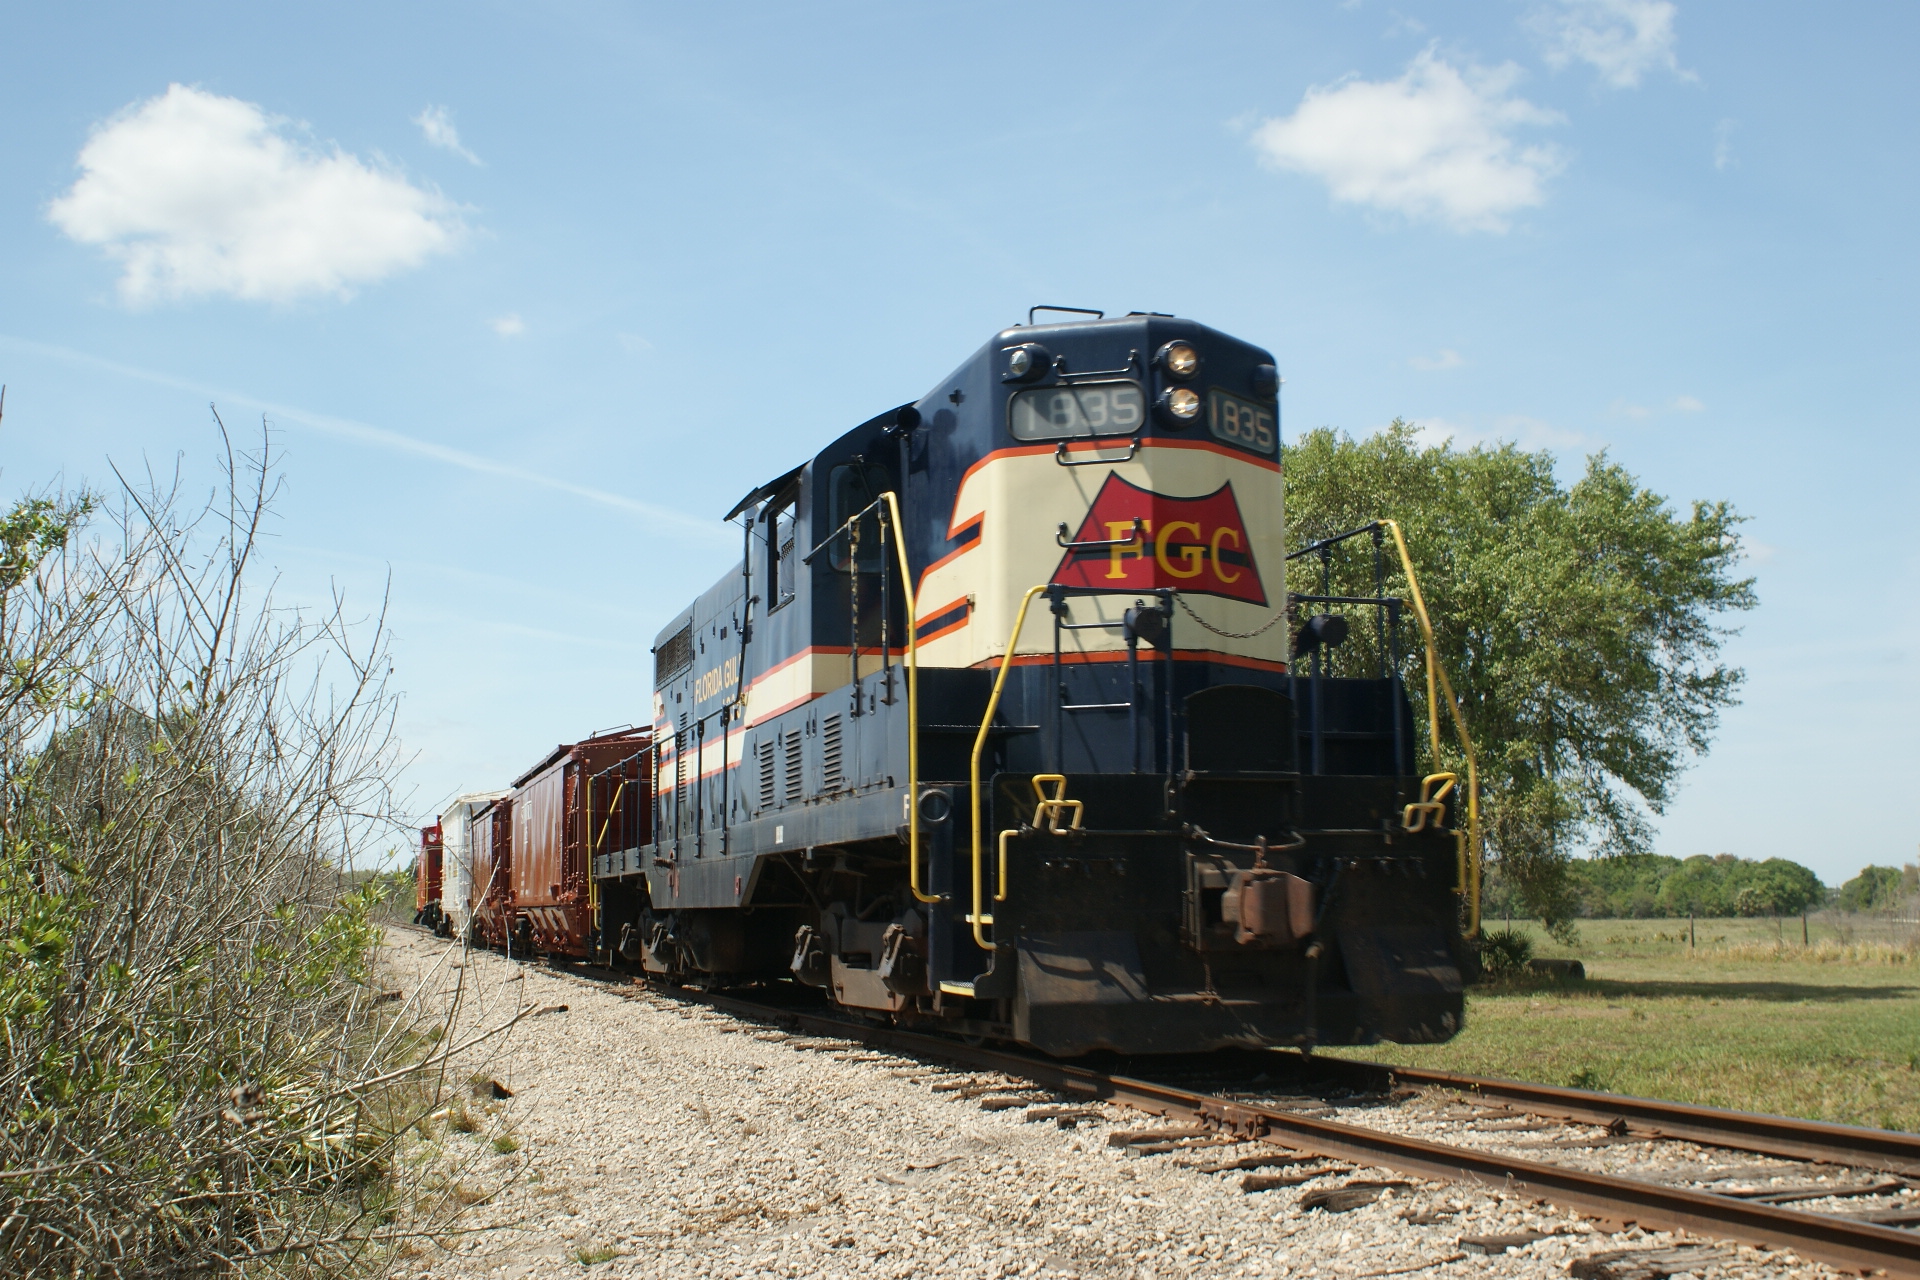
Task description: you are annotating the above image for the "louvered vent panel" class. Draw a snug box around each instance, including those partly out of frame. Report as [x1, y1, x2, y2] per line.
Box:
[675, 716, 690, 813]
[782, 731, 804, 805]
[655, 623, 694, 684]
[822, 715, 844, 793]
[757, 741, 775, 811]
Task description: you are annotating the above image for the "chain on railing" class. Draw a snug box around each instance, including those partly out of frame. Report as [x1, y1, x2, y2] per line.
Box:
[1172, 592, 1291, 640]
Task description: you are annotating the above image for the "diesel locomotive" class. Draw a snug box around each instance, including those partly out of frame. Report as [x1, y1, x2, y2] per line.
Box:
[432, 308, 1481, 1057]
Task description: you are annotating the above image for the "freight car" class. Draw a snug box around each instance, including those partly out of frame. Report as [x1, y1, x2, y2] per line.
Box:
[413, 822, 447, 935]
[437, 791, 508, 938]
[576, 308, 1483, 1057]
[456, 732, 650, 958]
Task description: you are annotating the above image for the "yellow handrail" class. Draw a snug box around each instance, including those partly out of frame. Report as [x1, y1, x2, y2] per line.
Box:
[879, 491, 937, 905]
[968, 584, 1051, 948]
[995, 774, 1084, 908]
[585, 771, 596, 947]
[1379, 519, 1482, 937]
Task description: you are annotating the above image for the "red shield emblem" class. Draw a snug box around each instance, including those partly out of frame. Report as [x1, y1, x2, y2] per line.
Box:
[1051, 474, 1267, 606]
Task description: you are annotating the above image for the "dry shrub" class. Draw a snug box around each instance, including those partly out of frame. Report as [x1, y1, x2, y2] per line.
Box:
[1708, 938, 1918, 966]
[0, 427, 483, 1276]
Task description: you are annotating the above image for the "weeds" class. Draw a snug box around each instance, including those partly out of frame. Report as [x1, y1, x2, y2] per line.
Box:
[1712, 939, 1916, 965]
[573, 1244, 622, 1266]
[1475, 929, 1534, 980]
[0, 426, 485, 1276]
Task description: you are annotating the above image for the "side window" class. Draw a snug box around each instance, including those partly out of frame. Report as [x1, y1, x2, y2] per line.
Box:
[765, 487, 799, 609]
[826, 463, 890, 573]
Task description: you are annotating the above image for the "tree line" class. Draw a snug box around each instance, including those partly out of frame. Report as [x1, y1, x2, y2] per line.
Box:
[1481, 853, 1918, 920]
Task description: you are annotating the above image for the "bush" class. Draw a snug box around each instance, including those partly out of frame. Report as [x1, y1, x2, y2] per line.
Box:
[1477, 928, 1534, 978]
[0, 434, 450, 1277]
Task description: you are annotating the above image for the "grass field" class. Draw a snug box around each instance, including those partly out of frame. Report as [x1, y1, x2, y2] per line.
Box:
[1327, 915, 1920, 1133]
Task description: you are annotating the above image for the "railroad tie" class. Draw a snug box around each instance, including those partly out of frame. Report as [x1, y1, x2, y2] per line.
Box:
[1568, 1245, 1737, 1280]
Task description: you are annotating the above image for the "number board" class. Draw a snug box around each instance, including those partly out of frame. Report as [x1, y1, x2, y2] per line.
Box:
[1010, 382, 1146, 440]
[1207, 390, 1276, 454]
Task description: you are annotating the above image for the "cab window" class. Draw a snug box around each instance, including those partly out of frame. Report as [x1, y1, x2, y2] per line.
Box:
[826, 463, 890, 573]
[764, 485, 799, 609]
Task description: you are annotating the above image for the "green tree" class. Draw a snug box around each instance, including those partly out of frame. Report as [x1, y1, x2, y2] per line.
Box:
[1838, 865, 1906, 913]
[1732, 859, 1823, 918]
[1284, 423, 1757, 936]
[1657, 854, 1737, 917]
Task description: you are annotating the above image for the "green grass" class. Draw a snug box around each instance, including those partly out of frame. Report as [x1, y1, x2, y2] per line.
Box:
[1329, 916, 1920, 1132]
[572, 1244, 621, 1266]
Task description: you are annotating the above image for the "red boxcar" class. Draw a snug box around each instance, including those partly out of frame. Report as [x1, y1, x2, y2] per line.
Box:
[469, 796, 515, 949]
[413, 822, 446, 933]
[507, 728, 651, 957]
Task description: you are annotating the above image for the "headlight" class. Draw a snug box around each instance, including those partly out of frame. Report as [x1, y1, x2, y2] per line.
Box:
[1160, 386, 1201, 422]
[1157, 341, 1200, 380]
[1003, 343, 1050, 383]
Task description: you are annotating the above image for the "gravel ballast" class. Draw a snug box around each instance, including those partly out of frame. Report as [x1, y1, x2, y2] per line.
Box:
[381, 930, 1850, 1280]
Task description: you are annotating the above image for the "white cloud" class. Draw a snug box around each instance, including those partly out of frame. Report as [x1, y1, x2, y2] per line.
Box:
[1412, 413, 1589, 451]
[1713, 118, 1736, 171]
[1530, 0, 1690, 89]
[616, 333, 653, 353]
[491, 313, 526, 337]
[1410, 348, 1464, 371]
[413, 105, 481, 165]
[1251, 50, 1564, 233]
[47, 84, 462, 305]
[1611, 395, 1704, 419]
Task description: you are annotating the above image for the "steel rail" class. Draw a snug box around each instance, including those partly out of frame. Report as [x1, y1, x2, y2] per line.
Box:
[392, 931, 1920, 1279]
[655, 986, 1920, 1280]
[1311, 1056, 1920, 1178]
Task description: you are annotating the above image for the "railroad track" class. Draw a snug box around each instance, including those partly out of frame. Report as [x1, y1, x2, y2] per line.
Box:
[1306, 1057, 1920, 1179]
[649, 983, 1920, 1279]
[391, 929, 1920, 1279]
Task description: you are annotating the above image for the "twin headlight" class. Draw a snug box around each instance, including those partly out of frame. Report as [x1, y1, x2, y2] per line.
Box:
[1157, 341, 1200, 380]
[1154, 342, 1202, 426]
[1160, 386, 1201, 420]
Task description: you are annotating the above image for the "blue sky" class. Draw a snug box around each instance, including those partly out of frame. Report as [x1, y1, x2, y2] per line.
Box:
[2, 2, 1913, 884]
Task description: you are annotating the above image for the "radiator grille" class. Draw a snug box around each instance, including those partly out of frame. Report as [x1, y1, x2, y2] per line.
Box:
[756, 740, 775, 811]
[821, 715, 844, 793]
[782, 731, 804, 806]
[655, 623, 694, 684]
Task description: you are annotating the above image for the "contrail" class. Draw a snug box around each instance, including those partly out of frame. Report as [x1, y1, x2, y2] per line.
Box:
[0, 334, 722, 540]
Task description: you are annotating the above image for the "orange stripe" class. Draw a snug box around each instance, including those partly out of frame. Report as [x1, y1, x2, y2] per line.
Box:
[970, 648, 1290, 674]
[746, 689, 818, 726]
[744, 644, 905, 692]
[917, 514, 983, 592]
[915, 593, 971, 627]
[916, 615, 972, 647]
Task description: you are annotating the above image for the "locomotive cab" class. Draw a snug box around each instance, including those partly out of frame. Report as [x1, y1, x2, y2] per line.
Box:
[595, 310, 1473, 1056]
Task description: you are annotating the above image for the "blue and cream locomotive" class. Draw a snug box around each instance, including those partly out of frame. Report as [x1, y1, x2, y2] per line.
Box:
[592, 308, 1478, 1056]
